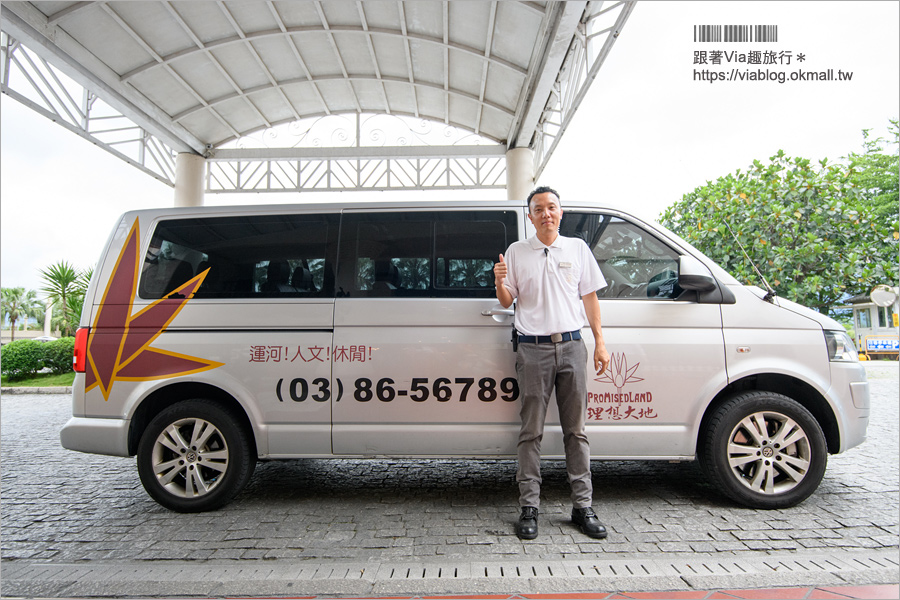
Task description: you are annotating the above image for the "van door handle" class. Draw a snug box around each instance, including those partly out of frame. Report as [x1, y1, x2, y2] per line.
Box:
[482, 308, 515, 317]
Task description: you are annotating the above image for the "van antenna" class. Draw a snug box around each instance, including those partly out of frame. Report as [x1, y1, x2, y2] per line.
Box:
[721, 220, 777, 303]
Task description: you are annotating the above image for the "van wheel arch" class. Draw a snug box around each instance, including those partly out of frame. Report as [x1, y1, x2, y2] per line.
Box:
[699, 373, 840, 457]
[128, 382, 257, 460]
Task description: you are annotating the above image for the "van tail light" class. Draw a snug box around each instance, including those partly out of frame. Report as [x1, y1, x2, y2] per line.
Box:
[73, 327, 90, 372]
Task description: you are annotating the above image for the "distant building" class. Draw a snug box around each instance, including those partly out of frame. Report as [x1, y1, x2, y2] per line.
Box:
[841, 294, 899, 360]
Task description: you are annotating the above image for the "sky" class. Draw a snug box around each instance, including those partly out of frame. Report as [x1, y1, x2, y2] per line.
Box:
[2, 1, 898, 295]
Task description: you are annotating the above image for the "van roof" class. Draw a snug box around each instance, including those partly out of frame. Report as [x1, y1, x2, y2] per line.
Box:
[119, 198, 635, 220]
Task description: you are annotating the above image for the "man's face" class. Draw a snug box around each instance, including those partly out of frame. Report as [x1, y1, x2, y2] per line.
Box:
[528, 192, 563, 237]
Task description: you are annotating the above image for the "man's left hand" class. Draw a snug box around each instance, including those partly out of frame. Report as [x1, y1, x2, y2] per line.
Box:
[594, 344, 610, 375]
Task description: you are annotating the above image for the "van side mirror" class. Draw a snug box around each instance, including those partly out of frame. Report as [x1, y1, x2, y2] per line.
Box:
[678, 255, 717, 292]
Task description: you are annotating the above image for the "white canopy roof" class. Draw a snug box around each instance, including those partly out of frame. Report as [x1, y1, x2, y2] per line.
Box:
[1, 1, 635, 191]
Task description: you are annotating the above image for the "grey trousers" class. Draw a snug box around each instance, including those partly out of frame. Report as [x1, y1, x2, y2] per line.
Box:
[515, 339, 593, 509]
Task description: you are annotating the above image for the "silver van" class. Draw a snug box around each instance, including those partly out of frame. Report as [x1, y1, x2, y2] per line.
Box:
[61, 200, 869, 512]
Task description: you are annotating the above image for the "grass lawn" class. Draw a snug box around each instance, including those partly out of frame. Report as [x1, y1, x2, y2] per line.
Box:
[1, 371, 76, 388]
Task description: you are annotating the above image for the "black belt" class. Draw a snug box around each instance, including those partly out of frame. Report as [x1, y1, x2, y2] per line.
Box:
[517, 330, 582, 344]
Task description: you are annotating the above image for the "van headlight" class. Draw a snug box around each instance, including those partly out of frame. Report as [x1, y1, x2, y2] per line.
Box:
[825, 330, 858, 362]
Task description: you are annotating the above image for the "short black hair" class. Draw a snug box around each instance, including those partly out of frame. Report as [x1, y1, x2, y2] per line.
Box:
[526, 185, 560, 210]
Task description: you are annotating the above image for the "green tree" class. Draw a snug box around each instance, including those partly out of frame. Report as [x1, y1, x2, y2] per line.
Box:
[845, 119, 899, 228]
[40, 261, 91, 337]
[69, 266, 93, 329]
[1, 287, 44, 341]
[660, 150, 897, 315]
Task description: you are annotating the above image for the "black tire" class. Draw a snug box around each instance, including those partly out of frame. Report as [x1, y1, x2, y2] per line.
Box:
[137, 399, 256, 512]
[699, 391, 827, 509]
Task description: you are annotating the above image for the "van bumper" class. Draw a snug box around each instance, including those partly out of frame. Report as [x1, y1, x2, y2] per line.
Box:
[60, 417, 131, 457]
[838, 407, 868, 451]
[829, 362, 869, 453]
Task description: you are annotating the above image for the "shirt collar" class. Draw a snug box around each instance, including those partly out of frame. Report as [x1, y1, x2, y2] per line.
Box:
[528, 234, 562, 250]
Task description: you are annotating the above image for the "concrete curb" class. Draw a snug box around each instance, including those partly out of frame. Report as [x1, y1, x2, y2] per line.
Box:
[1, 386, 71, 394]
[2, 549, 897, 597]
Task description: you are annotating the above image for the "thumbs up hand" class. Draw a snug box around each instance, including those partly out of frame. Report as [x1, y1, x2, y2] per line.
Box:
[494, 253, 515, 308]
[493, 253, 508, 286]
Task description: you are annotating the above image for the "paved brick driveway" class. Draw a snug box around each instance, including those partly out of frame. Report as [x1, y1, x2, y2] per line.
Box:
[1, 363, 896, 596]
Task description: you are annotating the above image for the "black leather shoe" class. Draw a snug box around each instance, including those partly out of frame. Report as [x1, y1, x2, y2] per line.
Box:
[572, 507, 607, 539]
[516, 506, 539, 540]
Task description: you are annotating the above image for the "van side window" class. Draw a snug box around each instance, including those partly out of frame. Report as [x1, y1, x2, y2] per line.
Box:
[339, 211, 517, 298]
[139, 214, 338, 299]
[560, 213, 681, 300]
[435, 220, 505, 291]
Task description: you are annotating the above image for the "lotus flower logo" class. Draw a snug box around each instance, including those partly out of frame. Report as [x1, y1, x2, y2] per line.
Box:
[594, 352, 643, 395]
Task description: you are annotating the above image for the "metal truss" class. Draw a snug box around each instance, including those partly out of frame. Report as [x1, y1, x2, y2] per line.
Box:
[533, 1, 636, 179]
[1, 31, 178, 187]
[207, 145, 507, 193]
[2, 30, 507, 193]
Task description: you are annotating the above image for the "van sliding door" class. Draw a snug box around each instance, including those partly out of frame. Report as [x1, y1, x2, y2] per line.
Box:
[332, 209, 520, 456]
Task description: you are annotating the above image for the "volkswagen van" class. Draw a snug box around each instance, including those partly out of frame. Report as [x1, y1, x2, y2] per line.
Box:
[61, 200, 869, 512]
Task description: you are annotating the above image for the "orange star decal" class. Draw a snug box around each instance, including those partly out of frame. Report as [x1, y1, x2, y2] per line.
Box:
[85, 219, 222, 400]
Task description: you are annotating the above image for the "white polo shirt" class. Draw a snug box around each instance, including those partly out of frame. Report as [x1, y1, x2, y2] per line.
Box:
[502, 234, 607, 337]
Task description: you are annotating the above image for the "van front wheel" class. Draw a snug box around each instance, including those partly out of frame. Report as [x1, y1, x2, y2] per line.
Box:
[137, 400, 255, 512]
[700, 392, 827, 509]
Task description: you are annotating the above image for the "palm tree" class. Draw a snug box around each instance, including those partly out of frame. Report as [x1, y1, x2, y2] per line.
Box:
[40, 261, 90, 337]
[1, 287, 44, 341]
[68, 266, 93, 330]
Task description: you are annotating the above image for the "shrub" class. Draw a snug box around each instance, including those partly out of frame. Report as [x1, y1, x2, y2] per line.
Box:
[1, 340, 44, 381]
[42, 337, 75, 374]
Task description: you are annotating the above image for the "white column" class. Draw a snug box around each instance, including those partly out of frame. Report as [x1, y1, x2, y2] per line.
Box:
[174, 153, 206, 207]
[506, 147, 534, 202]
[44, 303, 53, 337]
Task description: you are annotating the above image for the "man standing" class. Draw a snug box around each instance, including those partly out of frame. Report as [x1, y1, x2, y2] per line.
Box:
[493, 186, 611, 540]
